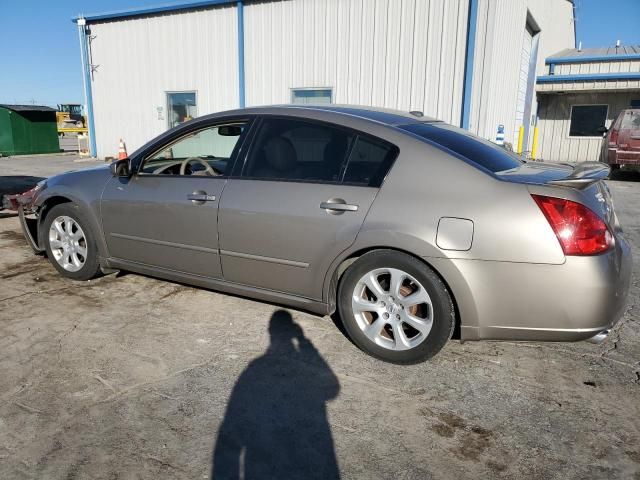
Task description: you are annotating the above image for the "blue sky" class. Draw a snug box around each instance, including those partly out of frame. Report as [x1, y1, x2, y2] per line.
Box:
[0, 0, 638, 107]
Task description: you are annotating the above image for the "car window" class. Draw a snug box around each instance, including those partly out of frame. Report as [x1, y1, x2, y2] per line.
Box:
[141, 123, 246, 176]
[400, 122, 523, 173]
[343, 135, 398, 186]
[621, 110, 640, 130]
[243, 118, 355, 182]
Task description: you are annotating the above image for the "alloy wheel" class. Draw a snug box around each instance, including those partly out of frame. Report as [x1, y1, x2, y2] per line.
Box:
[351, 267, 434, 351]
[48, 215, 88, 272]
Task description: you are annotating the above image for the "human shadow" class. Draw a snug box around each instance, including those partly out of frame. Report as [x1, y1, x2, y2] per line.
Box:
[212, 310, 340, 480]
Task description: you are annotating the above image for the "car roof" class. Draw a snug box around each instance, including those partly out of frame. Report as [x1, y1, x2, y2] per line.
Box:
[206, 104, 440, 127]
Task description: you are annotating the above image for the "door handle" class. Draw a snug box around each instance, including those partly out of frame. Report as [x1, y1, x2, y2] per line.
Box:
[320, 199, 359, 214]
[187, 191, 216, 204]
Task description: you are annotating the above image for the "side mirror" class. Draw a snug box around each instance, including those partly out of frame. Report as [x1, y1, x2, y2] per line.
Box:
[596, 125, 608, 135]
[110, 158, 132, 177]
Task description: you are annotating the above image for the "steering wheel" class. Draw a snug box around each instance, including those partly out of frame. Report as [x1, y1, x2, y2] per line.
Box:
[179, 157, 217, 176]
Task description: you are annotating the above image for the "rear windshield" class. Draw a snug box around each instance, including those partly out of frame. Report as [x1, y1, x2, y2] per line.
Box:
[400, 123, 523, 173]
[621, 110, 640, 130]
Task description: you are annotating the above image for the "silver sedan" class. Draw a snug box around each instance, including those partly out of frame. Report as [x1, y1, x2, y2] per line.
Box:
[15, 105, 631, 363]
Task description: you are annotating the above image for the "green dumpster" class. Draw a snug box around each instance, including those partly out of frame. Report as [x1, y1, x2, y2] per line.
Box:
[0, 104, 59, 156]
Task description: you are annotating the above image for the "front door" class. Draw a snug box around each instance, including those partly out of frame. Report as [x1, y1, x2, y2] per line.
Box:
[218, 116, 399, 299]
[101, 121, 248, 278]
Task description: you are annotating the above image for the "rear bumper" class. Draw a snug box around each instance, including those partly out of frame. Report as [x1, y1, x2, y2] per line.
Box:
[608, 148, 640, 165]
[443, 233, 632, 342]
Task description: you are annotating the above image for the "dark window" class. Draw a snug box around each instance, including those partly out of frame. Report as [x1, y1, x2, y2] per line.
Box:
[343, 135, 398, 186]
[400, 123, 523, 173]
[243, 118, 354, 182]
[569, 105, 608, 137]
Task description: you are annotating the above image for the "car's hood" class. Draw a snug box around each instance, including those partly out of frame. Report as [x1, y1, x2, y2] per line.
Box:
[31, 164, 113, 210]
[45, 164, 112, 186]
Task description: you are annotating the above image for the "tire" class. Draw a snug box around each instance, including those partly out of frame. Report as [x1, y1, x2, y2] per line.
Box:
[337, 250, 455, 364]
[42, 203, 101, 281]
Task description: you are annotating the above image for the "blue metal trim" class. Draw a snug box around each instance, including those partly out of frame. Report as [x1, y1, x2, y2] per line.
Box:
[72, 0, 237, 23]
[78, 21, 97, 157]
[546, 53, 640, 64]
[237, 0, 245, 108]
[537, 72, 640, 83]
[460, 0, 479, 129]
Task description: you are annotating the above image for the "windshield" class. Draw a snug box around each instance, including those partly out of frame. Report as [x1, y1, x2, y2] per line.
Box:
[400, 122, 523, 173]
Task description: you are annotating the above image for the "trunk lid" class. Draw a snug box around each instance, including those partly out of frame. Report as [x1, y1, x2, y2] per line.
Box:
[497, 161, 608, 188]
[498, 161, 616, 227]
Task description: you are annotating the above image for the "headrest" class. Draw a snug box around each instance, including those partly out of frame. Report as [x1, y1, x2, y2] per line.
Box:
[263, 137, 297, 172]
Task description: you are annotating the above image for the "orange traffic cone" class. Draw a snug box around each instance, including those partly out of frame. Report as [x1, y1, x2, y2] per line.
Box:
[118, 139, 128, 160]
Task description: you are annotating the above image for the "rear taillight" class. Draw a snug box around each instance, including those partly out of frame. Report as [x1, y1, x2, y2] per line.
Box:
[609, 129, 619, 145]
[532, 194, 613, 256]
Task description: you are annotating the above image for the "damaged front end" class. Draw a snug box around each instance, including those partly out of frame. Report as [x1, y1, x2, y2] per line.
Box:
[1, 180, 46, 254]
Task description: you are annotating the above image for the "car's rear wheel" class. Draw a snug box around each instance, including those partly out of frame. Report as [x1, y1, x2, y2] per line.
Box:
[42, 203, 101, 281]
[337, 250, 455, 364]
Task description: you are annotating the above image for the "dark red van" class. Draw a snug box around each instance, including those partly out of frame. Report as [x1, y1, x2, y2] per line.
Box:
[603, 108, 640, 169]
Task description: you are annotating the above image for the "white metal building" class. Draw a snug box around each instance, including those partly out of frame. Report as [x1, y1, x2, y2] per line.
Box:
[536, 46, 640, 162]
[74, 0, 576, 159]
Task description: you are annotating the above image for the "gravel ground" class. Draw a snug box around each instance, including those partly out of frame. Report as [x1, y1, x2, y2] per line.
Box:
[0, 157, 638, 479]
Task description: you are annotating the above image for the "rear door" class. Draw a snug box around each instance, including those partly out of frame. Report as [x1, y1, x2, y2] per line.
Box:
[217, 116, 398, 299]
[100, 120, 249, 278]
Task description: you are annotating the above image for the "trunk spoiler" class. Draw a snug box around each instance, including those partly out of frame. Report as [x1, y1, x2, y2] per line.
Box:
[546, 162, 610, 190]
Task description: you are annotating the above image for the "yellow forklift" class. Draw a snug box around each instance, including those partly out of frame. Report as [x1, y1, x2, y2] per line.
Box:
[56, 104, 88, 136]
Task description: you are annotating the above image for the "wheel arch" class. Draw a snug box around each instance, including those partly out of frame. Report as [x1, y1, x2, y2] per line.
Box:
[325, 246, 464, 338]
[36, 194, 109, 263]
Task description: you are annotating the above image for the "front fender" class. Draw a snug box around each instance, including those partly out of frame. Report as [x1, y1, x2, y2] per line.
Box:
[34, 183, 110, 263]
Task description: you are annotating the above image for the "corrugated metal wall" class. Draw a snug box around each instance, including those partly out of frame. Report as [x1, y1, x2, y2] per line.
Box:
[243, 0, 469, 125]
[537, 92, 639, 162]
[469, 0, 574, 148]
[538, 59, 640, 92]
[87, 0, 574, 158]
[90, 5, 238, 158]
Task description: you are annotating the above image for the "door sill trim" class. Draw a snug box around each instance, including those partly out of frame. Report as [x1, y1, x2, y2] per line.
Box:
[110, 232, 219, 254]
[107, 257, 328, 315]
[220, 249, 309, 268]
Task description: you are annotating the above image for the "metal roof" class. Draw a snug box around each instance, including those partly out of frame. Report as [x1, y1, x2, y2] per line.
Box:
[546, 46, 640, 64]
[0, 104, 57, 113]
[72, 0, 240, 23]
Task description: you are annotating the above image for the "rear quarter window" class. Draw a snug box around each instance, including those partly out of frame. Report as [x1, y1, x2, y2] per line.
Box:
[343, 135, 398, 187]
[400, 123, 523, 173]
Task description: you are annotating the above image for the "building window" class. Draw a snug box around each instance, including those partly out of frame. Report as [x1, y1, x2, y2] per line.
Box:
[167, 91, 197, 129]
[291, 88, 332, 105]
[569, 105, 608, 137]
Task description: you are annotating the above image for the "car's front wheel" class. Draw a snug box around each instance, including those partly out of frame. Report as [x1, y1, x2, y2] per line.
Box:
[337, 250, 455, 364]
[42, 203, 101, 281]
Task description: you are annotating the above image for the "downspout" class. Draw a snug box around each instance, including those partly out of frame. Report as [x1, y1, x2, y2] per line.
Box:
[571, 0, 577, 48]
[237, 1, 246, 108]
[460, 0, 479, 130]
[76, 17, 97, 157]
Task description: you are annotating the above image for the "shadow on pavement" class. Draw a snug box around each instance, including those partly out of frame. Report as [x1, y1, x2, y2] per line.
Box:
[609, 169, 640, 182]
[0, 175, 45, 197]
[212, 310, 340, 480]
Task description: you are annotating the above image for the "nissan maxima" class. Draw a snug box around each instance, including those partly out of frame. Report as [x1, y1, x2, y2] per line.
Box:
[13, 105, 631, 364]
